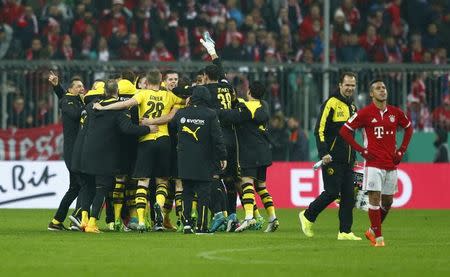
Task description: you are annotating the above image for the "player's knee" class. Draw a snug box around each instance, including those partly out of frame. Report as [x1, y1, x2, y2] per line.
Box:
[323, 191, 340, 200]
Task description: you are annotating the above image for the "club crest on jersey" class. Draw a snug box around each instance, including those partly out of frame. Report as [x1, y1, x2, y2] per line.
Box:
[389, 115, 395, 123]
[327, 167, 335, 175]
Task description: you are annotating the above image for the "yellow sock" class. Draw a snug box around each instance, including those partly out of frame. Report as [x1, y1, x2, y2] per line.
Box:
[241, 183, 255, 219]
[254, 206, 261, 218]
[192, 194, 198, 211]
[113, 181, 125, 221]
[51, 219, 60, 225]
[144, 202, 150, 221]
[81, 211, 89, 225]
[135, 187, 148, 224]
[256, 187, 276, 220]
[223, 211, 228, 218]
[156, 183, 168, 208]
[88, 217, 97, 227]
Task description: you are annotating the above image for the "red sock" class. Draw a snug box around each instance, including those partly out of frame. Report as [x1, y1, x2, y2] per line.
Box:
[368, 205, 382, 238]
[380, 206, 390, 223]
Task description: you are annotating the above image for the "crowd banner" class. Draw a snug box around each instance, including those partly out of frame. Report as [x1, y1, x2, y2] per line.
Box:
[0, 124, 63, 161]
[1, 161, 449, 209]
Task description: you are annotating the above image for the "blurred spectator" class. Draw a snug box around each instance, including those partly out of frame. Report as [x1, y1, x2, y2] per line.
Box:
[359, 24, 382, 62]
[120, 33, 145, 60]
[434, 47, 447, 65]
[433, 128, 449, 163]
[41, 0, 74, 22]
[287, 117, 309, 161]
[35, 99, 52, 127]
[226, 0, 244, 26]
[298, 3, 322, 44]
[14, 5, 39, 50]
[131, 2, 161, 52]
[202, 0, 227, 25]
[337, 32, 367, 63]
[26, 37, 48, 60]
[341, 0, 360, 31]
[72, 9, 96, 38]
[149, 40, 175, 61]
[242, 31, 260, 61]
[7, 95, 33, 129]
[268, 112, 289, 161]
[0, 0, 25, 26]
[54, 35, 75, 60]
[384, 0, 403, 37]
[382, 35, 402, 63]
[222, 33, 243, 61]
[408, 36, 424, 63]
[98, 0, 132, 39]
[411, 73, 427, 103]
[109, 23, 129, 55]
[240, 14, 257, 33]
[432, 95, 450, 132]
[332, 8, 350, 48]
[422, 23, 441, 51]
[407, 94, 432, 131]
[0, 23, 13, 59]
[44, 19, 62, 52]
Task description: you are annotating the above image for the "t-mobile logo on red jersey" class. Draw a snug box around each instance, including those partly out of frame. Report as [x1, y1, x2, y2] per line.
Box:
[374, 126, 384, 138]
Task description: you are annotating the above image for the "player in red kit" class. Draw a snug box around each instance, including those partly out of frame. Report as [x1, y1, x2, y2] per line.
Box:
[339, 79, 413, 247]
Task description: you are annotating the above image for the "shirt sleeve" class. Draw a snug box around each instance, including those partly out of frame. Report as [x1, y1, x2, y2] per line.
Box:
[132, 90, 145, 105]
[344, 110, 365, 131]
[169, 91, 183, 106]
[396, 107, 411, 129]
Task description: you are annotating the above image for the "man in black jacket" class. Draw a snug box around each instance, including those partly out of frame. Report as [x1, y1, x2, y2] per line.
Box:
[47, 75, 85, 231]
[174, 86, 227, 234]
[299, 72, 362, 240]
[79, 80, 156, 233]
[218, 81, 279, 233]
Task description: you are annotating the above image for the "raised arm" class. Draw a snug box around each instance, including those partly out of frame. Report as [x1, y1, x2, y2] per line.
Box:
[48, 71, 65, 99]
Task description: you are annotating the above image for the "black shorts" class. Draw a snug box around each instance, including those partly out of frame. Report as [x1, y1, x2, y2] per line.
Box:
[133, 136, 171, 179]
[240, 166, 268, 182]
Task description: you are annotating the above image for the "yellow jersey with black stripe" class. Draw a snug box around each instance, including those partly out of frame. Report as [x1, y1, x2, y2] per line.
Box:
[314, 93, 357, 164]
[133, 89, 183, 142]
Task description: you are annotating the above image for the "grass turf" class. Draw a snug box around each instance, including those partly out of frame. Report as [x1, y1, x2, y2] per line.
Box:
[0, 209, 449, 276]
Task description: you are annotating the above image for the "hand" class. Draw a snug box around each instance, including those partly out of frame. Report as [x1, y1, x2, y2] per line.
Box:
[93, 102, 103, 110]
[200, 38, 217, 56]
[220, 160, 227, 170]
[48, 71, 59, 86]
[148, 125, 159, 133]
[140, 117, 155, 126]
[393, 149, 404, 165]
[361, 149, 375, 161]
[322, 154, 332, 165]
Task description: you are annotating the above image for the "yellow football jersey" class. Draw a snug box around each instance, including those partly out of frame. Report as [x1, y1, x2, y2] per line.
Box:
[133, 89, 183, 142]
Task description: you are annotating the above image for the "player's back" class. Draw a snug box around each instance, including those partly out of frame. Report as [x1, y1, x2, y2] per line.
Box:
[133, 88, 183, 142]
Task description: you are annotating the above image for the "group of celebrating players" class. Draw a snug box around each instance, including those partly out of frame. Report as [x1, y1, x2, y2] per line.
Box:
[47, 34, 279, 235]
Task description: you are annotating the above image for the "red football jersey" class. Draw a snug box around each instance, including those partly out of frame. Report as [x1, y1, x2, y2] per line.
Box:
[344, 103, 411, 170]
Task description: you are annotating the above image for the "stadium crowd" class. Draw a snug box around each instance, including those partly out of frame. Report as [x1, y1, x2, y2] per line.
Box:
[1, 0, 450, 63]
[1, 0, 450, 136]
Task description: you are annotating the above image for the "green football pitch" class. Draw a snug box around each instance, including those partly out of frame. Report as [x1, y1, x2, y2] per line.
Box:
[1, 209, 449, 276]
